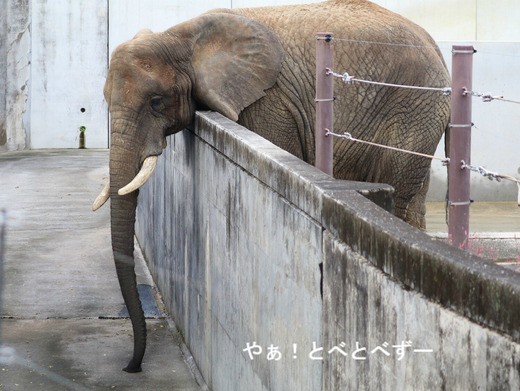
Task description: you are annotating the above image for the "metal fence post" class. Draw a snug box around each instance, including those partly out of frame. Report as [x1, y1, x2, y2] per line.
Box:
[448, 45, 475, 250]
[315, 32, 334, 176]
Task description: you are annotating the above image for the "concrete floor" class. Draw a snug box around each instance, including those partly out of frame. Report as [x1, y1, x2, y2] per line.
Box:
[0, 150, 202, 391]
[426, 201, 520, 268]
[426, 201, 520, 233]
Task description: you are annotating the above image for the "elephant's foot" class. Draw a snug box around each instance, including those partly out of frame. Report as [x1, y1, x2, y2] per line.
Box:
[123, 359, 143, 373]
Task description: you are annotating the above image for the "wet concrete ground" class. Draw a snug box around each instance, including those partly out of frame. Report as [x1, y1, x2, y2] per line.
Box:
[0, 150, 202, 391]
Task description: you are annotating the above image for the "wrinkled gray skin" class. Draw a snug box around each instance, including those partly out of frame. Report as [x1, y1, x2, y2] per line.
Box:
[99, 0, 450, 372]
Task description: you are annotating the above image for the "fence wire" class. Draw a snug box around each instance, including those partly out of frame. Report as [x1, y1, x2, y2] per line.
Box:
[325, 66, 520, 178]
[319, 38, 520, 206]
[460, 161, 520, 184]
[331, 37, 441, 51]
[328, 37, 520, 105]
[325, 130, 449, 163]
[327, 69, 452, 94]
[325, 131, 520, 191]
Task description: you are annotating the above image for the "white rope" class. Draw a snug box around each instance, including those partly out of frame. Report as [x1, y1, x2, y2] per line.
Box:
[325, 130, 450, 163]
[326, 69, 452, 95]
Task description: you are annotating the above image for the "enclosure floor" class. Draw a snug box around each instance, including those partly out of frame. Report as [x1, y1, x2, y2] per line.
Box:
[0, 149, 202, 391]
[426, 201, 520, 233]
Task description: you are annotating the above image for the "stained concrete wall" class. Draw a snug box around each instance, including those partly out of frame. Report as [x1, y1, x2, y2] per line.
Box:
[0, 0, 31, 152]
[0, 0, 108, 150]
[136, 112, 520, 390]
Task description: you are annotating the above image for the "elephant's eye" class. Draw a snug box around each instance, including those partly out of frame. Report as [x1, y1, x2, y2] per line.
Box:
[150, 96, 165, 113]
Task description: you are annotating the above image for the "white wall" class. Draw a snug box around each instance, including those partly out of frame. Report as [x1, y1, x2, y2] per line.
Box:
[30, 0, 108, 149]
[108, 0, 231, 55]
[371, 0, 520, 201]
[108, 0, 321, 54]
[372, 0, 520, 42]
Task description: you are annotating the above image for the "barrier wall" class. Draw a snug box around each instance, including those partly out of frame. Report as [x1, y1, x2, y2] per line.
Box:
[136, 112, 520, 390]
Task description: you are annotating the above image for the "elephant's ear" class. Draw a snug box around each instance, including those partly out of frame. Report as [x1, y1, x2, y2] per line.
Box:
[188, 12, 284, 121]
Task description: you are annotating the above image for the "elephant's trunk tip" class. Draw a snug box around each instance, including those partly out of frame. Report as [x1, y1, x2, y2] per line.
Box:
[123, 361, 143, 373]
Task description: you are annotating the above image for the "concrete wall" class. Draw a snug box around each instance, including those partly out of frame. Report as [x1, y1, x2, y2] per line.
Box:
[0, 0, 31, 152]
[0, 0, 108, 150]
[30, 0, 109, 149]
[136, 112, 520, 390]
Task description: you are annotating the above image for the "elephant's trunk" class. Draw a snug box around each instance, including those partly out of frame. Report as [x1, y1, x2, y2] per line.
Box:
[109, 129, 147, 373]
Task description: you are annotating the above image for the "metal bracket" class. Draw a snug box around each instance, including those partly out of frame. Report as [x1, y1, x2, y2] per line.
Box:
[448, 200, 473, 207]
[452, 48, 477, 54]
[316, 34, 333, 42]
[449, 123, 473, 128]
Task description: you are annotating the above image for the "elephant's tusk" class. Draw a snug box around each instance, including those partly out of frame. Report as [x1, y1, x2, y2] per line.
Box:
[92, 181, 110, 211]
[118, 155, 158, 195]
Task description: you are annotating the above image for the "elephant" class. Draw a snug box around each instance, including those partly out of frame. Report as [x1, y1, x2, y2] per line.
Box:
[93, 0, 450, 372]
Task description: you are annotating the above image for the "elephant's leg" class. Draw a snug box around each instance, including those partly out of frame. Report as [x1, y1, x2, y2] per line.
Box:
[403, 170, 430, 230]
[378, 147, 432, 230]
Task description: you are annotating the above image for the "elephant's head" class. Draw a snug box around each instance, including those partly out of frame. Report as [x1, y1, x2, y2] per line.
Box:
[92, 12, 283, 372]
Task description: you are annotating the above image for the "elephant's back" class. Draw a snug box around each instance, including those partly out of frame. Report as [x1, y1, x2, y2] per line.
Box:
[237, 0, 449, 141]
[226, 0, 448, 88]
